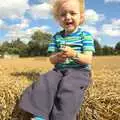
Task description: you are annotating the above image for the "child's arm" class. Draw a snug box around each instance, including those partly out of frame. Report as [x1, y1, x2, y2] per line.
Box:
[49, 52, 67, 65]
[73, 51, 93, 64]
[60, 46, 93, 64]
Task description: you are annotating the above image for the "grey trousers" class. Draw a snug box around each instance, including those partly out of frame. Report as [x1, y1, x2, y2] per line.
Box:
[19, 68, 91, 120]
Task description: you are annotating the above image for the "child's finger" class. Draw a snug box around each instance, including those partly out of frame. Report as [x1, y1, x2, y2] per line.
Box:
[60, 46, 68, 52]
[58, 57, 66, 63]
[59, 47, 66, 51]
[61, 54, 67, 58]
[59, 52, 67, 58]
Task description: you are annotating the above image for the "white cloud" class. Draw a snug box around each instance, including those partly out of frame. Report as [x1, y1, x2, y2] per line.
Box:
[0, 19, 4, 26]
[19, 18, 30, 29]
[85, 9, 105, 24]
[0, 19, 8, 30]
[112, 19, 120, 26]
[26, 26, 50, 34]
[96, 37, 102, 43]
[5, 30, 33, 44]
[0, 18, 30, 32]
[81, 25, 98, 37]
[101, 19, 120, 37]
[104, 0, 120, 3]
[5, 31, 23, 41]
[4, 25, 51, 43]
[29, 2, 51, 19]
[10, 18, 30, 31]
[81, 24, 103, 44]
[0, 0, 29, 19]
[39, 25, 51, 32]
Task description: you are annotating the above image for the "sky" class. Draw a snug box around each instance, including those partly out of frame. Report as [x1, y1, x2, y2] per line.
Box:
[0, 0, 120, 47]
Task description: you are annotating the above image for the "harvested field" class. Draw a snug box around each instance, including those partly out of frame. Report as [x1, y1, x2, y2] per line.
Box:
[0, 56, 120, 120]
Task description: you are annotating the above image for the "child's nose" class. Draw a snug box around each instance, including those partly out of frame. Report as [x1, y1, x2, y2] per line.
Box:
[65, 13, 71, 19]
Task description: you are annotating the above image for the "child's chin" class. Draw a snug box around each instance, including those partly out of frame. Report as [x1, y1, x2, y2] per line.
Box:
[66, 28, 75, 33]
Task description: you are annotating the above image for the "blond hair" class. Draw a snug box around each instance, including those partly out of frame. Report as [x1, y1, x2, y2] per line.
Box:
[51, 0, 85, 20]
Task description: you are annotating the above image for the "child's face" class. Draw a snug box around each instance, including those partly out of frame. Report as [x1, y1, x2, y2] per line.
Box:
[57, 0, 84, 34]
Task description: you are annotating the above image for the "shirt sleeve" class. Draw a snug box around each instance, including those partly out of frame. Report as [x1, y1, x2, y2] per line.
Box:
[47, 35, 57, 53]
[82, 31, 95, 53]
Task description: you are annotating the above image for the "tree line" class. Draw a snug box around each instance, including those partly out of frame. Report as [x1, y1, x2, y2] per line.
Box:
[94, 40, 120, 56]
[0, 30, 51, 57]
[0, 30, 120, 57]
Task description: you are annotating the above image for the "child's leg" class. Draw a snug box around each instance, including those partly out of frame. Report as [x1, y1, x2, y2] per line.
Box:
[19, 69, 63, 120]
[50, 69, 91, 120]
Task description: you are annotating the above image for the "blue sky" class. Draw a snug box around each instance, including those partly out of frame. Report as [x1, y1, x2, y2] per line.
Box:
[0, 0, 120, 47]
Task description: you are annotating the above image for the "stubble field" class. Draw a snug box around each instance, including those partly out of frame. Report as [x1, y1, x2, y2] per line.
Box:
[0, 56, 120, 120]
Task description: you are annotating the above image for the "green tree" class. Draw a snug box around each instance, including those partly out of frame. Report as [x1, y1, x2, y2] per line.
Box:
[94, 39, 102, 55]
[102, 46, 114, 55]
[115, 42, 120, 54]
[28, 30, 52, 56]
[31, 30, 51, 43]
[0, 44, 3, 55]
[28, 41, 41, 56]
[1, 38, 28, 57]
[1, 41, 12, 53]
[11, 38, 29, 57]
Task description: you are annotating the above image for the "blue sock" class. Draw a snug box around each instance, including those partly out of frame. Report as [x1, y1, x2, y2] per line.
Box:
[34, 116, 45, 120]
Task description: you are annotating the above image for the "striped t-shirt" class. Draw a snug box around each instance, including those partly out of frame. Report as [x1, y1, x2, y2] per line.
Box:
[48, 28, 95, 70]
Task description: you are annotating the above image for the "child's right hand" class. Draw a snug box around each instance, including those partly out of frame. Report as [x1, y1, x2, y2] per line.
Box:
[49, 52, 67, 64]
[56, 52, 67, 63]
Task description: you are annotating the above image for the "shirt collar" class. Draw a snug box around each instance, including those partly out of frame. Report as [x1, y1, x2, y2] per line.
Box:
[63, 27, 80, 37]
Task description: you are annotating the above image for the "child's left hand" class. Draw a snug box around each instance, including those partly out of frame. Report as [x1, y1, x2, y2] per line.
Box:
[60, 46, 76, 58]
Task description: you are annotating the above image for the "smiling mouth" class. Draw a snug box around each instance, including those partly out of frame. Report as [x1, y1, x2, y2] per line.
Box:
[66, 22, 73, 26]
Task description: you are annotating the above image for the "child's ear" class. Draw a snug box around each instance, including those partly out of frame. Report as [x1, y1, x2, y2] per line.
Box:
[80, 13, 85, 24]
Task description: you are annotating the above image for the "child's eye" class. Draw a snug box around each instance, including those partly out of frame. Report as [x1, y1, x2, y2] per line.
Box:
[71, 12, 76, 15]
[59, 12, 80, 17]
[70, 12, 79, 16]
[60, 13, 66, 17]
